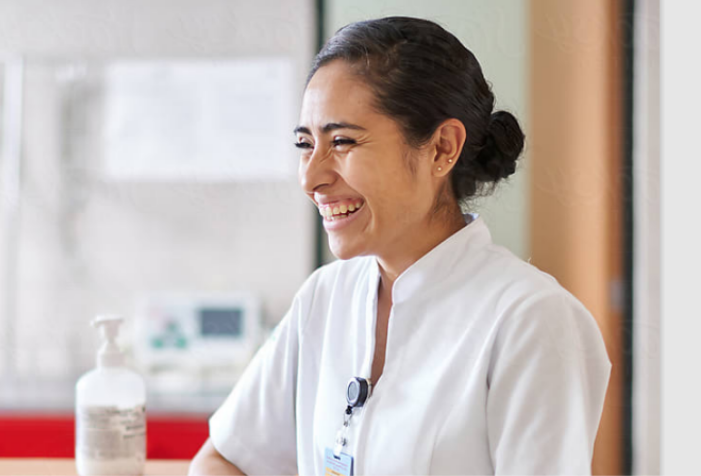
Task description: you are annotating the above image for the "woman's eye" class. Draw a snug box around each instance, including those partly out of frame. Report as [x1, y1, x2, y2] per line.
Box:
[293, 139, 355, 150]
[332, 139, 355, 147]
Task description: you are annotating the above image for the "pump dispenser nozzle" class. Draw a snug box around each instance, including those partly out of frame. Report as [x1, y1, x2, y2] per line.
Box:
[91, 315, 125, 368]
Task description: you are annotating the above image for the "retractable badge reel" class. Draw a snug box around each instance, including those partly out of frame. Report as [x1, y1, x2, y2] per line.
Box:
[324, 377, 372, 476]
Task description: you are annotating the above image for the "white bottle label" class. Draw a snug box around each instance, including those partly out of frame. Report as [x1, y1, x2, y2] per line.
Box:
[76, 404, 146, 462]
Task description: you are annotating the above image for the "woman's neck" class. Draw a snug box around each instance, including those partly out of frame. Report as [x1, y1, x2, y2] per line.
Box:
[376, 209, 468, 301]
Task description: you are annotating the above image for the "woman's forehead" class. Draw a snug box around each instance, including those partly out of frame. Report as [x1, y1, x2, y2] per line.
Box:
[298, 62, 380, 132]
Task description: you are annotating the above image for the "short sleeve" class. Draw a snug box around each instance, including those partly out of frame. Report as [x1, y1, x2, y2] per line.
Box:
[486, 291, 612, 475]
[209, 291, 305, 475]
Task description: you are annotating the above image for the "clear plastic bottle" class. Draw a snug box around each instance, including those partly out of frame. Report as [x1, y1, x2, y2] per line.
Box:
[75, 315, 147, 476]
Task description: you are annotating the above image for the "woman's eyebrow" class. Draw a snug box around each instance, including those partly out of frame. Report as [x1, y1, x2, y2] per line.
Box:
[293, 122, 367, 135]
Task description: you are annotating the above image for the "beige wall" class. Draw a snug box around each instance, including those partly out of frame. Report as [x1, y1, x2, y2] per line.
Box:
[530, 1, 624, 473]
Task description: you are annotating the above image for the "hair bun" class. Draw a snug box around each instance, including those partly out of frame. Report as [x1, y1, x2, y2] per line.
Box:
[473, 110, 525, 182]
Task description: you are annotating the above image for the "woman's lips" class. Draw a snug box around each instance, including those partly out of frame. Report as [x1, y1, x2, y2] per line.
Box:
[321, 201, 365, 231]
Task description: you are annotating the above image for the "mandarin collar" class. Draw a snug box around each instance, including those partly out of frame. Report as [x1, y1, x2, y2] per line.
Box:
[367, 213, 492, 305]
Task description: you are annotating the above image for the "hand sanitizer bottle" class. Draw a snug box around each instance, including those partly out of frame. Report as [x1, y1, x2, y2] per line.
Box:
[76, 315, 147, 475]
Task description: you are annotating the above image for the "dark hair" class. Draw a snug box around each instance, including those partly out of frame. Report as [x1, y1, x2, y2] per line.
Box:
[305, 16, 525, 203]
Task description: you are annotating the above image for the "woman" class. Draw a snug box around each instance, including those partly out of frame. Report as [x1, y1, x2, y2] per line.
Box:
[190, 16, 611, 475]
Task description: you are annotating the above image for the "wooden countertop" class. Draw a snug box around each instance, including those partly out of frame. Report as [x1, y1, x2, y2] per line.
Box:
[0, 458, 190, 475]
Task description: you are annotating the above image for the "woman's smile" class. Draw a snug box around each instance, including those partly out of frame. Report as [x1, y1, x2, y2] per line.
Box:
[319, 200, 367, 231]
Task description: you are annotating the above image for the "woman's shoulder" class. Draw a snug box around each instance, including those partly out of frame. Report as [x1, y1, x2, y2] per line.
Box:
[472, 243, 608, 361]
[451, 240, 605, 341]
[457, 240, 567, 305]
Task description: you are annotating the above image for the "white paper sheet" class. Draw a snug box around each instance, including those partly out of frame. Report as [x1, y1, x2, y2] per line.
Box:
[101, 58, 295, 181]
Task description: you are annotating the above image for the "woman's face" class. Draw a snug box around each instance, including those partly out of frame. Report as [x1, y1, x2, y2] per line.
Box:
[296, 60, 440, 260]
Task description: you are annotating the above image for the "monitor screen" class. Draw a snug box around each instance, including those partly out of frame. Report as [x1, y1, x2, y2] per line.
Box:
[200, 308, 243, 337]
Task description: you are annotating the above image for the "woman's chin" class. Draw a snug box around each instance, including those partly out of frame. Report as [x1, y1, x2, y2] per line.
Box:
[329, 247, 358, 261]
[328, 239, 364, 261]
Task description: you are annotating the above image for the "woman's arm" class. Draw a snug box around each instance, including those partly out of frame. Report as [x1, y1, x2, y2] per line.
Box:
[486, 291, 611, 474]
[189, 438, 246, 475]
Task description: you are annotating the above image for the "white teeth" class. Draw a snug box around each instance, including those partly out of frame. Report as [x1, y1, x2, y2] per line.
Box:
[318, 201, 364, 220]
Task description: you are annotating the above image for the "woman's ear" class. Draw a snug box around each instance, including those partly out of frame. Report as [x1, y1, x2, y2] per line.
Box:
[431, 118, 466, 177]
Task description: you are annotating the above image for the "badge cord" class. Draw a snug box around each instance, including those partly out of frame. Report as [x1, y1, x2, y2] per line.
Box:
[334, 281, 378, 458]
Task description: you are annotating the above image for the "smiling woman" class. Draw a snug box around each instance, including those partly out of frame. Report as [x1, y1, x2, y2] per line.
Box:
[190, 16, 611, 476]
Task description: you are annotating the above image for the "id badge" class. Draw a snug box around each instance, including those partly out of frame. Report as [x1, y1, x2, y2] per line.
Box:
[324, 447, 353, 476]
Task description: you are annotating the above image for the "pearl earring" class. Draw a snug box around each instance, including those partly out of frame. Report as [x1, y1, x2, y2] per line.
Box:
[448, 159, 453, 163]
[437, 167, 443, 172]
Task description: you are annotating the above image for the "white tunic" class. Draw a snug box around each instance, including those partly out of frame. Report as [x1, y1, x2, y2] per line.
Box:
[209, 213, 612, 475]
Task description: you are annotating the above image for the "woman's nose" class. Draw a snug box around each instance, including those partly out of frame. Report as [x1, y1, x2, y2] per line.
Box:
[298, 146, 335, 194]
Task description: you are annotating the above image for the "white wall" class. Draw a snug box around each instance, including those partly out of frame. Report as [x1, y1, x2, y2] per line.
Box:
[0, 0, 316, 383]
[660, 0, 701, 474]
[323, 0, 529, 260]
